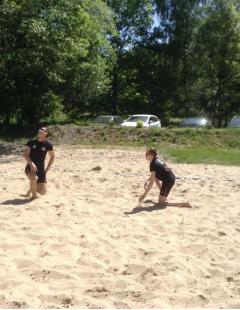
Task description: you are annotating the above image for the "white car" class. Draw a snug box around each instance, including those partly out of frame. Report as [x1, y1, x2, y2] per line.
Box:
[228, 116, 240, 128]
[121, 114, 161, 128]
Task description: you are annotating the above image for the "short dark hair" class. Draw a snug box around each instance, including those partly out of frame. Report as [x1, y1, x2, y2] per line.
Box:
[146, 148, 157, 158]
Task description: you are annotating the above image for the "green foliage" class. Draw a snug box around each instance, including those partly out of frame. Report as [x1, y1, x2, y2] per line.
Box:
[193, 0, 240, 127]
[0, 0, 115, 125]
[0, 0, 239, 128]
[104, 0, 154, 113]
[136, 120, 144, 128]
[103, 0, 240, 126]
[61, 0, 116, 113]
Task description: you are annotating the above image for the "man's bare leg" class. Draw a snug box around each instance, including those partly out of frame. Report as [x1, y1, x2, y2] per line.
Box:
[156, 180, 167, 203]
[27, 174, 38, 199]
[155, 179, 162, 190]
[37, 183, 47, 195]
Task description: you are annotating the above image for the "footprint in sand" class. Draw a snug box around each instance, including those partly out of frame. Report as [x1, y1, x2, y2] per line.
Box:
[9, 300, 28, 309]
[29, 269, 72, 282]
[114, 301, 131, 309]
[218, 231, 227, 236]
[14, 259, 37, 269]
[0, 280, 23, 290]
[122, 263, 147, 276]
[39, 295, 74, 307]
[0, 243, 22, 250]
[225, 303, 240, 309]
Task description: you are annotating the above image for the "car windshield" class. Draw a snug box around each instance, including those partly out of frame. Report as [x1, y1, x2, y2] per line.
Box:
[94, 116, 112, 123]
[127, 116, 149, 123]
[230, 117, 240, 125]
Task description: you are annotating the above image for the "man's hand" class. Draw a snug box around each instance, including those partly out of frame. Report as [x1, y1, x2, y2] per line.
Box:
[45, 150, 55, 175]
[24, 146, 37, 174]
[44, 167, 51, 174]
[30, 163, 37, 174]
[144, 181, 149, 190]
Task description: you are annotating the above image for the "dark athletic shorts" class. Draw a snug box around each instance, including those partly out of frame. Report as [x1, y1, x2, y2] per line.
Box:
[160, 177, 175, 197]
[25, 164, 46, 183]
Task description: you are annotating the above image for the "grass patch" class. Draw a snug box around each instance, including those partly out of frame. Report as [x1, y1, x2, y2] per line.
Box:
[1, 124, 240, 166]
[163, 147, 240, 166]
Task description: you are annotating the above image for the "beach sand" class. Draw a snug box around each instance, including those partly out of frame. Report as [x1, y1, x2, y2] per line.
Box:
[0, 147, 239, 308]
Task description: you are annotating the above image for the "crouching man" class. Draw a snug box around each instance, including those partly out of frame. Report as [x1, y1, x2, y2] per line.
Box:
[24, 127, 55, 199]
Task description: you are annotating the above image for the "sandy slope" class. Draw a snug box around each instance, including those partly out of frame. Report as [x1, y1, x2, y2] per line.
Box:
[0, 147, 239, 308]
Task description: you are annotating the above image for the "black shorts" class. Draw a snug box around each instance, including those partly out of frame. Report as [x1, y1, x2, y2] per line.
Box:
[160, 177, 175, 197]
[25, 164, 46, 183]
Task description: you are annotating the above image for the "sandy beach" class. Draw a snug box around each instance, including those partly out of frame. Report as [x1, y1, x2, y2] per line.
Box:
[0, 147, 239, 308]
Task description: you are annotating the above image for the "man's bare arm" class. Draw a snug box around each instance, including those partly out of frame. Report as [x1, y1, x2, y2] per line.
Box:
[140, 171, 156, 201]
[146, 177, 161, 190]
[45, 150, 55, 173]
[24, 146, 37, 172]
[144, 176, 151, 189]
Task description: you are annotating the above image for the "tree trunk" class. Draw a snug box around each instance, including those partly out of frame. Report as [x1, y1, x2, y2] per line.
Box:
[111, 65, 118, 114]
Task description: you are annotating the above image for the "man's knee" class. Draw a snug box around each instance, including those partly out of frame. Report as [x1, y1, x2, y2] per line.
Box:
[38, 189, 47, 195]
[37, 184, 47, 195]
[28, 174, 37, 182]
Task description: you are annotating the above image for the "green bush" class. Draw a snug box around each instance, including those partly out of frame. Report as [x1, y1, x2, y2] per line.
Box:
[136, 120, 144, 128]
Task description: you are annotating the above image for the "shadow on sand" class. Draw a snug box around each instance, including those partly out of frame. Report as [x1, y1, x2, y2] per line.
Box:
[124, 199, 192, 215]
[1, 198, 32, 206]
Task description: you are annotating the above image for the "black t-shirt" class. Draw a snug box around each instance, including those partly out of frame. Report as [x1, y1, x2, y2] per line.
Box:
[150, 157, 175, 181]
[26, 139, 53, 169]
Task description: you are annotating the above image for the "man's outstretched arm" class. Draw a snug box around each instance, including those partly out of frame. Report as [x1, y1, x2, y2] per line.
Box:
[45, 150, 55, 174]
[139, 171, 156, 202]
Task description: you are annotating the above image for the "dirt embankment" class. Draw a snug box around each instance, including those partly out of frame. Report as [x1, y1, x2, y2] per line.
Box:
[1, 124, 240, 156]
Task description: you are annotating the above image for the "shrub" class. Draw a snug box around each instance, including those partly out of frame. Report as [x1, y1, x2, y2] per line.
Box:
[136, 120, 144, 128]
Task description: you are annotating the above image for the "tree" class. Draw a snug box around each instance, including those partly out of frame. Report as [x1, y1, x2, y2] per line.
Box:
[113, 0, 202, 118]
[60, 0, 115, 115]
[1, 0, 239, 127]
[194, 0, 240, 127]
[153, 0, 202, 116]
[104, 0, 154, 113]
[0, 0, 115, 125]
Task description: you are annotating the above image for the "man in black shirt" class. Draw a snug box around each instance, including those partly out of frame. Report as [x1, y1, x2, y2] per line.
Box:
[139, 148, 176, 204]
[24, 127, 55, 199]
